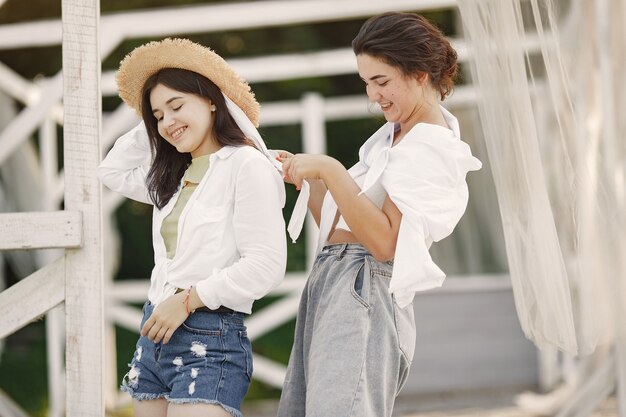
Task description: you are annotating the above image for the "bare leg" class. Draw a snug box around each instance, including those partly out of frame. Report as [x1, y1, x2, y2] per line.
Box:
[133, 398, 168, 417]
[168, 403, 233, 417]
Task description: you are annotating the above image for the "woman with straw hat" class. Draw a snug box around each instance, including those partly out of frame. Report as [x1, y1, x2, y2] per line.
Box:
[98, 38, 286, 417]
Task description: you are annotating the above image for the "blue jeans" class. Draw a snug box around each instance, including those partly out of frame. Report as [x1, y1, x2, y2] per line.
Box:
[121, 302, 252, 417]
[278, 243, 416, 417]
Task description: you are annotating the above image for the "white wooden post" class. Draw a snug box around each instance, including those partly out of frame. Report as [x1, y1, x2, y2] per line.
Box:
[301, 93, 326, 268]
[61, 0, 104, 416]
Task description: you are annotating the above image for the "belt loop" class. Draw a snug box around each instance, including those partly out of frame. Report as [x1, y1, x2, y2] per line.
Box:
[338, 243, 348, 259]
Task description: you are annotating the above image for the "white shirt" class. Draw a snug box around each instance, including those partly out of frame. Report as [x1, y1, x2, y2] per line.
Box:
[288, 106, 482, 307]
[98, 122, 287, 314]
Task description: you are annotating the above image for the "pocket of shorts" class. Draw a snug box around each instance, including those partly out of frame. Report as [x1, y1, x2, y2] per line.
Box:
[181, 314, 222, 336]
[238, 331, 253, 382]
[350, 262, 370, 308]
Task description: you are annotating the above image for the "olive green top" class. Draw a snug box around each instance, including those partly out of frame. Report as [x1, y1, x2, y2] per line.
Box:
[160, 154, 211, 259]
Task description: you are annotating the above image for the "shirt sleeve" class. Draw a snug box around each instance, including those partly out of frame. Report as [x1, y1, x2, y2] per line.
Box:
[97, 121, 153, 205]
[382, 136, 482, 307]
[195, 155, 287, 313]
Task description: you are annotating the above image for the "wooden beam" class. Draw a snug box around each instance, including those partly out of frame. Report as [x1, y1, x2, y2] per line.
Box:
[62, 0, 105, 415]
[0, 258, 65, 339]
[0, 211, 82, 250]
[0, 0, 457, 50]
[0, 388, 31, 417]
[0, 74, 63, 167]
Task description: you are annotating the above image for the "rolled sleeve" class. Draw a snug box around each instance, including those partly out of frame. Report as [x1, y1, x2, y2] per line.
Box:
[195, 155, 287, 313]
[97, 121, 153, 205]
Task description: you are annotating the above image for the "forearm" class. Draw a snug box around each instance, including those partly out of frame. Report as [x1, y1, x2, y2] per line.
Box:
[307, 179, 327, 227]
[322, 160, 397, 260]
[97, 121, 153, 204]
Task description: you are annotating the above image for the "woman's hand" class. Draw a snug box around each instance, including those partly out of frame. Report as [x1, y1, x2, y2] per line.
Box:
[273, 150, 295, 184]
[281, 153, 340, 189]
[140, 292, 189, 344]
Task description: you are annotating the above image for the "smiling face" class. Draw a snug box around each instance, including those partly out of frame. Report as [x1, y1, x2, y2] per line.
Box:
[150, 83, 219, 158]
[357, 53, 426, 128]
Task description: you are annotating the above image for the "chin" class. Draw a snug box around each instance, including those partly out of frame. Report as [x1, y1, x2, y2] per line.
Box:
[383, 114, 398, 123]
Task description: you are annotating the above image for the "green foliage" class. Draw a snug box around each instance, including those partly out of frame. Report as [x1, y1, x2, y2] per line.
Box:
[0, 322, 49, 417]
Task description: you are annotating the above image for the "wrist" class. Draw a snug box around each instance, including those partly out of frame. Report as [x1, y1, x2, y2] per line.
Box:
[188, 286, 205, 311]
[320, 157, 343, 183]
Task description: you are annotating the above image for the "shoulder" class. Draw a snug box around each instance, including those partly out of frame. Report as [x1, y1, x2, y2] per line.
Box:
[387, 127, 481, 184]
[216, 145, 266, 166]
[221, 146, 280, 183]
[229, 145, 274, 169]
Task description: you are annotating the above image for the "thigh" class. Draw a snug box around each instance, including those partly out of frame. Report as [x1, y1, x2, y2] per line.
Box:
[167, 402, 232, 417]
[134, 398, 168, 417]
[304, 257, 372, 416]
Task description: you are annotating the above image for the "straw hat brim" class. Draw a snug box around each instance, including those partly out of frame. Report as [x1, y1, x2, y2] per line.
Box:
[116, 38, 260, 127]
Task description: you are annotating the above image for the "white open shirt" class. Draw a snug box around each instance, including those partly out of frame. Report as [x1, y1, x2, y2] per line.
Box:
[288, 106, 482, 307]
[98, 122, 287, 313]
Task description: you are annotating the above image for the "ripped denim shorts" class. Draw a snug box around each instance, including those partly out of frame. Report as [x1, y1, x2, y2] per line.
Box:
[121, 301, 252, 417]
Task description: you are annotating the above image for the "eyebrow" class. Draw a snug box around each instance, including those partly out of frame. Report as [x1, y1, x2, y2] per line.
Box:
[360, 74, 388, 82]
[152, 96, 183, 114]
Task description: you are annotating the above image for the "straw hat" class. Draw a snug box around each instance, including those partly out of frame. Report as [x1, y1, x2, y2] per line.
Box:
[116, 38, 260, 126]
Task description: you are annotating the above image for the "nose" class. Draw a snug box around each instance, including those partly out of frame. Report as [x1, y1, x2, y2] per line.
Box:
[162, 111, 176, 127]
[366, 84, 380, 102]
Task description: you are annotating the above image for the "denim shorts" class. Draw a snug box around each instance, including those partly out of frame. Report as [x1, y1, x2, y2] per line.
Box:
[121, 301, 252, 417]
[277, 243, 416, 417]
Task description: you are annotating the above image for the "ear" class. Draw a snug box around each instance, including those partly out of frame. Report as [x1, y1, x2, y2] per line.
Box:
[416, 72, 429, 85]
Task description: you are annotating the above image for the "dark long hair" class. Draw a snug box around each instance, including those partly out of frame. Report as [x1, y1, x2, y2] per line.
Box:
[352, 12, 458, 100]
[141, 68, 255, 209]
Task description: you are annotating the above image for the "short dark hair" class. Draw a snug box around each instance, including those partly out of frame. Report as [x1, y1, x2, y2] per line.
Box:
[352, 12, 458, 100]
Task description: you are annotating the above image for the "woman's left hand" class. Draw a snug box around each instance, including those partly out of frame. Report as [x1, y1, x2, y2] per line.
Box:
[282, 153, 338, 189]
[140, 292, 189, 344]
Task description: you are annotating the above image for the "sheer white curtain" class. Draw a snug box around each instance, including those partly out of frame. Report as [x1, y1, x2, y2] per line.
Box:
[457, 0, 625, 357]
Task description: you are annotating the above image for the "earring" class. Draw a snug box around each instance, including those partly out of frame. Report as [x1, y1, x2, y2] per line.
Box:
[211, 106, 216, 112]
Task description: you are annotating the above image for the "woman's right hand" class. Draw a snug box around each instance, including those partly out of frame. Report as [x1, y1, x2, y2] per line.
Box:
[273, 149, 295, 184]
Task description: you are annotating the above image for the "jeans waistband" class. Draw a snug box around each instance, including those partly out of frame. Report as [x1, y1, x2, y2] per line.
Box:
[320, 243, 370, 256]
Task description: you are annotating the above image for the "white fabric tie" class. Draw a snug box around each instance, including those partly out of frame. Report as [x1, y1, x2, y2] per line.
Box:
[223, 94, 282, 174]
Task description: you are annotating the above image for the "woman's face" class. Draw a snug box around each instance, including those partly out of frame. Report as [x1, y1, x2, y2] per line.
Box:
[356, 53, 424, 126]
[150, 83, 219, 158]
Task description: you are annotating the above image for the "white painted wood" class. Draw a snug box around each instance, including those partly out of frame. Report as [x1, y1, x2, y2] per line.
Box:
[0, 61, 39, 105]
[538, 347, 561, 391]
[260, 88, 477, 126]
[0, 74, 62, 167]
[61, 0, 104, 415]
[0, 63, 64, 126]
[46, 305, 66, 417]
[0, 211, 82, 250]
[301, 93, 326, 268]
[246, 292, 302, 340]
[0, 388, 30, 417]
[0, 258, 64, 339]
[251, 354, 288, 388]
[0, 0, 457, 50]
[40, 116, 59, 196]
[99, 39, 519, 95]
[107, 304, 142, 332]
[554, 354, 615, 417]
